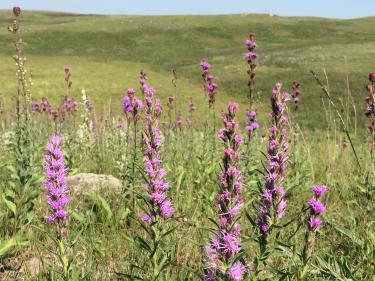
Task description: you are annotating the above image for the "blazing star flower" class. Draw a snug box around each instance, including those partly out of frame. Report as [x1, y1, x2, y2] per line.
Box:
[256, 82, 290, 235]
[123, 88, 143, 122]
[200, 59, 218, 107]
[142, 83, 174, 224]
[227, 262, 246, 281]
[307, 186, 328, 232]
[244, 32, 257, 103]
[64, 66, 71, 74]
[308, 198, 326, 215]
[13, 7, 21, 16]
[246, 110, 259, 140]
[200, 59, 211, 72]
[312, 185, 328, 198]
[43, 134, 69, 224]
[308, 217, 322, 231]
[203, 101, 246, 279]
[364, 73, 375, 150]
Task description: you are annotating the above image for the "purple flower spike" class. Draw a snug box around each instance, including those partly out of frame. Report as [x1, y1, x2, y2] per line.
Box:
[307, 186, 328, 232]
[203, 101, 246, 279]
[244, 32, 257, 102]
[43, 134, 69, 224]
[200, 59, 218, 107]
[142, 82, 175, 223]
[256, 82, 290, 235]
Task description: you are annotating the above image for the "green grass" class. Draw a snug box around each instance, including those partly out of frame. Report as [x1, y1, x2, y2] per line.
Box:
[0, 11, 374, 130]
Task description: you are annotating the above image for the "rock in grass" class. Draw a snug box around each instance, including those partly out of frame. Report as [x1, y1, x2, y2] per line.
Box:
[67, 173, 122, 194]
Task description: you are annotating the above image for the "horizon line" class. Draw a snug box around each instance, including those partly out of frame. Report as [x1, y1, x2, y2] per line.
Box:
[0, 9, 374, 20]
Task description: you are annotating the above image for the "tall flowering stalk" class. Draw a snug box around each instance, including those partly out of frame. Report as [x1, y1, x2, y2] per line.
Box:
[167, 96, 174, 128]
[188, 96, 196, 116]
[172, 67, 178, 119]
[76, 89, 95, 147]
[203, 102, 246, 281]
[302, 186, 328, 268]
[123, 88, 143, 208]
[365, 73, 375, 152]
[200, 59, 218, 149]
[138, 85, 175, 280]
[6, 7, 37, 234]
[43, 134, 69, 224]
[200, 59, 218, 118]
[244, 32, 258, 108]
[43, 134, 71, 277]
[291, 81, 301, 111]
[256, 83, 290, 236]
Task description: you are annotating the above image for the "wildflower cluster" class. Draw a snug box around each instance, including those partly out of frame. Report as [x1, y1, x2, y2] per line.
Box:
[307, 185, 328, 232]
[200, 59, 218, 107]
[244, 32, 258, 104]
[203, 102, 246, 281]
[123, 88, 143, 123]
[245, 110, 259, 141]
[141, 86, 175, 223]
[256, 83, 290, 235]
[43, 134, 69, 224]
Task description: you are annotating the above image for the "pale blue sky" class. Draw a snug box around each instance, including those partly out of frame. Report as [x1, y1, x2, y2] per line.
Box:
[0, 0, 374, 19]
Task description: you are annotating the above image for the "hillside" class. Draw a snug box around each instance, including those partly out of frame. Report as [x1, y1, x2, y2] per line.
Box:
[0, 11, 374, 130]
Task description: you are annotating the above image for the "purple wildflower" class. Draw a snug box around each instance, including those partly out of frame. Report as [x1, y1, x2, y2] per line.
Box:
[227, 262, 246, 281]
[245, 110, 259, 140]
[364, 73, 375, 151]
[123, 88, 143, 123]
[43, 134, 69, 224]
[308, 198, 326, 215]
[203, 101, 246, 279]
[142, 83, 174, 223]
[311, 185, 328, 199]
[308, 217, 322, 231]
[307, 185, 328, 232]
[200, 59, 218, 108]
[256, 82, 290, 235]
[245, 32, 257, 104]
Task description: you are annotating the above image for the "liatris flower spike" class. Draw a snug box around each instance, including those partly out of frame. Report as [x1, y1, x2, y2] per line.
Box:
[245, 32, 257, 106]
[364, 72, 375, 150]
[200, 59, 218, 107]
[142, 86, 175, 223]
[256, 82, 290, 235]
[43, 134, 69, 224]
[203, 101, 246, 280]
[307, 185, 328, 231]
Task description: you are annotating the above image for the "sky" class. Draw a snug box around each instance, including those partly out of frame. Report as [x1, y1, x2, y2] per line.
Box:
[0, 0, 374, 19]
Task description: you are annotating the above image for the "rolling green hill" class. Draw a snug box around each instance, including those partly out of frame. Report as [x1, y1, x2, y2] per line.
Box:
[0, 10, 374, 130]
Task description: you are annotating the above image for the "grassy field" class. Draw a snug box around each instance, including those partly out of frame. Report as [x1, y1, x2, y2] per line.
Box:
[0, 11, 374, 129]
[0, 9, 374, 280]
